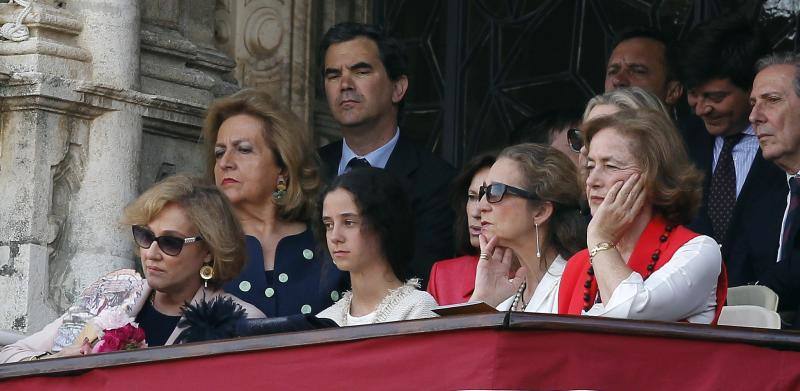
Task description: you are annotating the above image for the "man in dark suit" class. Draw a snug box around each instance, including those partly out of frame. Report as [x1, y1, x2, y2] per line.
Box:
[749, 52, 800, 322]
[677, 15, 787, 288]
[317, 22, 455, 286]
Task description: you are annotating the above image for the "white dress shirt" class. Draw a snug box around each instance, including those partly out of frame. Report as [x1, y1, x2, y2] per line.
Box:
[583, 235, 721, 324]
[711, 125, 758, 198]
[337, 128, 400, 175]
[496, 255, 567, 313]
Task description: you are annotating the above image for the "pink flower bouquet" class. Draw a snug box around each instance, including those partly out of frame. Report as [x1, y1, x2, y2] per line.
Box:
[91, 323, 147, 353]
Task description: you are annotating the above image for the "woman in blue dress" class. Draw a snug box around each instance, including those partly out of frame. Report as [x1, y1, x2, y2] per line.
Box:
[203, 89, 348, 317]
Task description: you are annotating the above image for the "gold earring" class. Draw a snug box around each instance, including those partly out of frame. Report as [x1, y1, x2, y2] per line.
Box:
[200, 263, 214, 288]
[272, 175, 287, 201]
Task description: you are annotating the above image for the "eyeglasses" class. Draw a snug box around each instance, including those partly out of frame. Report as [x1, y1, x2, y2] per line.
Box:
[479, 182, 538, 204]
[567, 128, 582, 153]
[132, 225, 203, 256]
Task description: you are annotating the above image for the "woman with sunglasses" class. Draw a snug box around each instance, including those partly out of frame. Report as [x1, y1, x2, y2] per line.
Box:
[0, 175, 264, 363]
[203, 89, 347, 318]
[316, 168, 438, 326]
[558, 110, 725, 323]
[426, 152, 497, 305]
[469, 144, 587, 312]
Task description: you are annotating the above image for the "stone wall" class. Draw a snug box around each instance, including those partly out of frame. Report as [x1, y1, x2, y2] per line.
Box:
[0, 0, 235, 335]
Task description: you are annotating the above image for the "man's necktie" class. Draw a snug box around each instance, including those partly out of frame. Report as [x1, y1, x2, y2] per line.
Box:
[346, 157, 371, 171]
[780, 177, 800, 262]
[708, 133, 744, 242]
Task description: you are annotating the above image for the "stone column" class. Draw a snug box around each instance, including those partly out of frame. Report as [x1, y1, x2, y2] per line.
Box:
[48, 0, 142, 313]
[0, 1, 96, 333]
[0, 0, 240, 336]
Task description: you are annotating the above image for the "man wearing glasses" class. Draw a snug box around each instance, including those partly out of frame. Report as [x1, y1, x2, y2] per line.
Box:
[676, 15, 787, 288]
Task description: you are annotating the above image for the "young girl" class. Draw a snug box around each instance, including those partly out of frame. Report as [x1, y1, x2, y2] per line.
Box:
[316, 168, 438, 326]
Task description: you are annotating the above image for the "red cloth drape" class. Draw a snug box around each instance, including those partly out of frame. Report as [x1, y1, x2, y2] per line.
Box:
[4, 327, 799, 390]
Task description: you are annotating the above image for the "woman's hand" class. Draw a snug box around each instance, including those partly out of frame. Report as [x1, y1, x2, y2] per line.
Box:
[49, 338, 94, 359]
[470, 234, 526, 306]
[587, 173, 646, 247]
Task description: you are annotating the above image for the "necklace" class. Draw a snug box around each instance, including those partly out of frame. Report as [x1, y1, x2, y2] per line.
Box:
[582, 225, 674, 311]
[510, 281, 528, 311]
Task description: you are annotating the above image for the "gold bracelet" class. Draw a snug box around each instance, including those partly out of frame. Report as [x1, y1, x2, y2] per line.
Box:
[589, 242, 616, 264]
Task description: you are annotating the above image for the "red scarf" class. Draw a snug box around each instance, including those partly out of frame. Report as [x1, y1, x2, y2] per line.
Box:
[558, 216, 727, 324]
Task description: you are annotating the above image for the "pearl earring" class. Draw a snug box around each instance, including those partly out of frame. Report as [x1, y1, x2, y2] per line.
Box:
[535, 222, 541, 259]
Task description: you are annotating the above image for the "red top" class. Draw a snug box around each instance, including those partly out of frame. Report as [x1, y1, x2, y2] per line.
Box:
[427, 255, 479, 305]
[558, 216, 727, 323]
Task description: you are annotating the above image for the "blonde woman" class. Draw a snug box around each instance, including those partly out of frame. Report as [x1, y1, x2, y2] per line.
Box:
[0, 175, 264, 363]
[203, 89, 348, 317]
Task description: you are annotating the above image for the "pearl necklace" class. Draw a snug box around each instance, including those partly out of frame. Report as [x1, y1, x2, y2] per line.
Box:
[510, 281, 528, 311]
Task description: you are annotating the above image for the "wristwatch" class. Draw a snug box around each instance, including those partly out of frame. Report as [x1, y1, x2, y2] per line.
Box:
[589, 242, 616, 264]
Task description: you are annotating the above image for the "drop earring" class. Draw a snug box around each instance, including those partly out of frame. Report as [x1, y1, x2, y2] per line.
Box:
[535, 222, 541, 259]
[272, 175, 287, 201]
[199, 261, 214, 288]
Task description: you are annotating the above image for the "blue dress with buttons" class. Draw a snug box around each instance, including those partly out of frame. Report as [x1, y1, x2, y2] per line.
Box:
[224, 229, 349, 317]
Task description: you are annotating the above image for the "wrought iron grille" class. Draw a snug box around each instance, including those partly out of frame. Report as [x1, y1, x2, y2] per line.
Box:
[373, 0, 800, 166]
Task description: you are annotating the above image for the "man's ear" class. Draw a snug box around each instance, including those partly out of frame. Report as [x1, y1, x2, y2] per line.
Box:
[665, 80, 684, 107]
[392, 75, 409, 103]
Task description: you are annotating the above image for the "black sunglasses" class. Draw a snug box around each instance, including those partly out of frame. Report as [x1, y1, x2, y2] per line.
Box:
[479, 182, 539, 204]
[567, 128, 582, 153]
[132, 225, 203, 256]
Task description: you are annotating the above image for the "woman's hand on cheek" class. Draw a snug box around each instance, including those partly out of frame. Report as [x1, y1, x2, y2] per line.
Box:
[587, 173, 645, 246]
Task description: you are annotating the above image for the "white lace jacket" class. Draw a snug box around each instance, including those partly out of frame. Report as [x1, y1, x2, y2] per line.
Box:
[316, 279, 439, 326]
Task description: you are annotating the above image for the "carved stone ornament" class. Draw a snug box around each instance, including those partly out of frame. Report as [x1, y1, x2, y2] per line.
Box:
[0, 0, 32, 42]
[244, 6, 284, 71]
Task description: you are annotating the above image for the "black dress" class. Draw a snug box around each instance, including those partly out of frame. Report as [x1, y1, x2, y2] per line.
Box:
[135, 299, 181, 346]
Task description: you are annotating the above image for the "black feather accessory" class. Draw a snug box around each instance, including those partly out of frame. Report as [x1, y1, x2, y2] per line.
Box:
[175, 295, 247, 344]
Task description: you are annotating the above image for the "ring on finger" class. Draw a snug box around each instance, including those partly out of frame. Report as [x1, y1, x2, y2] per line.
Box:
[479, 253, 489, 261]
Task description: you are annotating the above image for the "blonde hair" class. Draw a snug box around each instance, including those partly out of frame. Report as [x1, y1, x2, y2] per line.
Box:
[498, 143, 587, 259]
[582, 109, 703, 225]
[202, 89, 320, 222]
[122, 175, 245, 289]
[583, 87, 670, 121]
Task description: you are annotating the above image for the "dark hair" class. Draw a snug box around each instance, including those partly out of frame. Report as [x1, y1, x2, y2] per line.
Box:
[613, 27, 679, 82]
[498, 144, 587, 259]
[450, 152, 497, 255]
[676, 14, 767, 91]
[317, 167, 414, 281]
[319, 22, 409, 118]
[510, 108, 582, 145]
[319, 22, 408, 82]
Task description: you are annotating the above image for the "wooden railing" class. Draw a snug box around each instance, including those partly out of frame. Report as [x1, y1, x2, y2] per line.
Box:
[2, 313, 800, 389]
